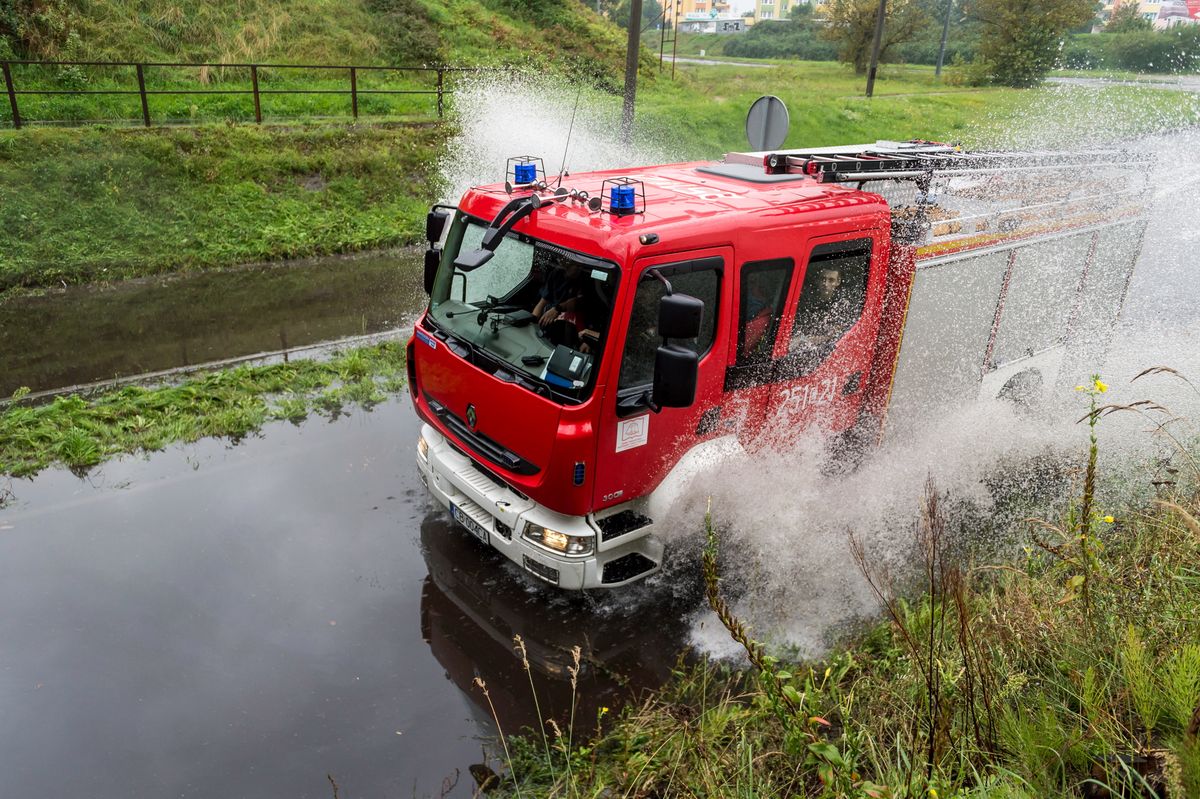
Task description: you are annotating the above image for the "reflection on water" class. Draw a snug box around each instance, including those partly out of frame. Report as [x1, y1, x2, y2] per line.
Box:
[0, 249, 427, 396]
[0, 400, 696, 798]
[419, 512, 693, 745]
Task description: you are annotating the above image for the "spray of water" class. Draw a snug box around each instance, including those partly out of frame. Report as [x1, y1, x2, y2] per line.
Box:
[438, 72, 677, 203]
[439, 75, 1200, 657]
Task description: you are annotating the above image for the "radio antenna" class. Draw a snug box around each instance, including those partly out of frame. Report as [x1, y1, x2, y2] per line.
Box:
[556, 87, 582, 188]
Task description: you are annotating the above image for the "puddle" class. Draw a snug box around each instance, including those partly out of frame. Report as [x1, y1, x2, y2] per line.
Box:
[0, 399, 694, 797]
[0, 249, 428, 397]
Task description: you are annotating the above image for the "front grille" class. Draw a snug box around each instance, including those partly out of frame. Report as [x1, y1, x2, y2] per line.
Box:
[425, 395, 539, 476]
[523, 555, 560, 585]
[602, 553, 657, 584]
[596, 510, 653, 543]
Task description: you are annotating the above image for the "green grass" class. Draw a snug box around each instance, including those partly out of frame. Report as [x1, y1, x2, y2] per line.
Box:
[667, 32, 733, 58]
[639, 61, 1200, 159]
[0, 341, 408, 478]
[0, 123, 443, 292]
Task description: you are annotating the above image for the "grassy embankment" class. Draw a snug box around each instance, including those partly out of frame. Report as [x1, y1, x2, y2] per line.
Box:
[4, 61, 1197, 296]
[0, 124, 443, 293]
[0, 0, 637, 296]
[480, 380, 1200, 797]
[0, 342, 406, 478]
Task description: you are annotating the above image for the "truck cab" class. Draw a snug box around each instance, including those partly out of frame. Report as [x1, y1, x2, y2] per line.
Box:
[409, 158, 901, 589]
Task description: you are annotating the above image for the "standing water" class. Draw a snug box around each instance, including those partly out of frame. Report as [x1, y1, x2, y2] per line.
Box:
[0, 250, 426, 397]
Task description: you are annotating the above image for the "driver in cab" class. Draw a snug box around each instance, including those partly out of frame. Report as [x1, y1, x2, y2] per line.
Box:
[533, 261, 586, 330]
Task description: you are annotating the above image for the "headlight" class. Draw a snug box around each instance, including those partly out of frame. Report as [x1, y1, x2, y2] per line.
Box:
[417, 435, 429, 460]
[523, 523, 593, 555]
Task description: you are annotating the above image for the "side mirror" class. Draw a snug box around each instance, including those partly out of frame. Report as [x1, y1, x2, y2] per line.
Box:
[452, 248, 494, 272]
[652, 345, 698, 409]
[659, 293, 703, 340]
[424, 248, 440, 295]
[426, 208, 451, 244]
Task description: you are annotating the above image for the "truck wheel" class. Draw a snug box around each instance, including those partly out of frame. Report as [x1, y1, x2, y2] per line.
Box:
[997, 369, 1043, 412]
[823, 416, 878, 476]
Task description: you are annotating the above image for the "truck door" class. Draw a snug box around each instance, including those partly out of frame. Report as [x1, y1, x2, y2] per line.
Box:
[765, 231, 887, 440]
[592, 247, 732, 513]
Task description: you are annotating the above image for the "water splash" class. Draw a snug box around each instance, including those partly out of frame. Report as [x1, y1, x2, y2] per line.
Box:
[438, 72, 678, 203]
[437, 76, 1200, 658]
[673, 118, 1200, 659]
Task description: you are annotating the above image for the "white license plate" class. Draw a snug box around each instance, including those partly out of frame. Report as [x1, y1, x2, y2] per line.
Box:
[451, 503, 489, 544]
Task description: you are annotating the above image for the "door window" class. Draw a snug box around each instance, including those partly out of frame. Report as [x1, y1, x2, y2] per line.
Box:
[618, 259, 721, 390]
[782, 239, 871, 377]
[735, 258, 794, 367]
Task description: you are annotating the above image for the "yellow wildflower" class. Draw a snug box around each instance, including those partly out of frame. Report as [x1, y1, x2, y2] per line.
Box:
[1075, 385, 1086, 391]
[930, 790, 939, 799]
[1094, 378, 1108, 393]
[1104, 515, 1115, 524]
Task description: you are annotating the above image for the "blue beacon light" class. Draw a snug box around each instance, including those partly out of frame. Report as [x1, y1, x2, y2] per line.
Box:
[609, 184, 636, 214]
[514, 162, 538, 184]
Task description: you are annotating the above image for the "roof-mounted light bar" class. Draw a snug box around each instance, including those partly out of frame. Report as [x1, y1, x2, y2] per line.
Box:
[504, 155, 546, 193]
[599, 177, 645, 217]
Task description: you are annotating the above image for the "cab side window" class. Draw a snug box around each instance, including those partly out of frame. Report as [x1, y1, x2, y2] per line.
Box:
[783, 239, 871, 376]
[618, 259, 721, 390]
[735, 258, 793, 367]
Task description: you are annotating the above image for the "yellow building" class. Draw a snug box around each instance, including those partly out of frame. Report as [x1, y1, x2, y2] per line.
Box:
[677, 0, 732, 17]
[755, 0, 793, 20]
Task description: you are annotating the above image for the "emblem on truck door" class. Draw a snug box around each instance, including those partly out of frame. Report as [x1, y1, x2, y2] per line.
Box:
[466, 404, 477, 430]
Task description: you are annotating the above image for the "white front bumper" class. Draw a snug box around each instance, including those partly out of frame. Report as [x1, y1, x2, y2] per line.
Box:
[415, 424, 663, 590]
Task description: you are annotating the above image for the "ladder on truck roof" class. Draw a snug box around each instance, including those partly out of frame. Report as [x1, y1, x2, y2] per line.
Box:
[725, 142, 1154, 253]
[724, 142, 1150, 184]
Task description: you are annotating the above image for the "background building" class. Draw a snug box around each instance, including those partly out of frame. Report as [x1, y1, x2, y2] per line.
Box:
[678, 0, 733, 17]
[1106, 0, 1200, 28]
[755, 0, 793, 21]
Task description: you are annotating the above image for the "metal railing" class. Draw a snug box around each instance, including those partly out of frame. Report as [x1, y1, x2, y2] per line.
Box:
[0, 60, 478, 128]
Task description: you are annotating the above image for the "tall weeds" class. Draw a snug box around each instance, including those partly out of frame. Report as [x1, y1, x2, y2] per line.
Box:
[499, 370, 1200, 797]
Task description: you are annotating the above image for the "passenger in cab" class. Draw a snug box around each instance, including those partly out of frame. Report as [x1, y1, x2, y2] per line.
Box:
[789, 264, 856, 363]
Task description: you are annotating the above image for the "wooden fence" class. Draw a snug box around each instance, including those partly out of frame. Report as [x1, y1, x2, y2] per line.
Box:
[0, 60, 480, 128]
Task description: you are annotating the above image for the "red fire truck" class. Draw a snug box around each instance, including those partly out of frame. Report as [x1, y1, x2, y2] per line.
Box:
[408, 142, 1150, 589]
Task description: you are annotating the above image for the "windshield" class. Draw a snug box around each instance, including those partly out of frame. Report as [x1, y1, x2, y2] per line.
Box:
[427, 215, 619, 402]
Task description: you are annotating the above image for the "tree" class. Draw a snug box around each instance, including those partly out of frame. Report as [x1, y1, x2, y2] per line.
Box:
[966, 0, 1094, 87]
[821, 0, 933, 74]
[1106, 1, 1152, 33]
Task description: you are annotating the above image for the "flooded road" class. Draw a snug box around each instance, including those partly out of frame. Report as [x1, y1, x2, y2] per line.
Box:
[0, 400, 696, 798]
[0, 249, 427, 397]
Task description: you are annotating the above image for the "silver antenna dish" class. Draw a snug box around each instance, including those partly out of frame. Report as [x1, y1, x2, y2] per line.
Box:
[745, 95, 789, 151]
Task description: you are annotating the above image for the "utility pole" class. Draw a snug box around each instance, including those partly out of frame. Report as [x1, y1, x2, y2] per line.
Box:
[935, 0, 952, 77]
[621, 0, 644, 144]
[864, 0, 887, 98]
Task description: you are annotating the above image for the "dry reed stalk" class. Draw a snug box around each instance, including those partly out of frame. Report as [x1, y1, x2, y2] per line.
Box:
[473, 677, 523, 799]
